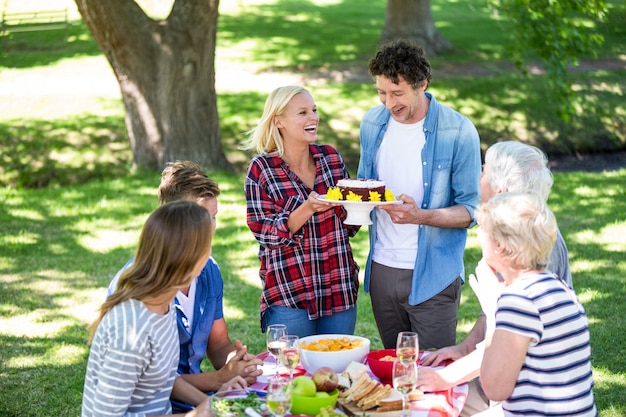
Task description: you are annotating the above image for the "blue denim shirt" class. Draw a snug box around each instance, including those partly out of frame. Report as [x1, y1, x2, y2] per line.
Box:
[108, 257, 224, 375]
[357, 93, 481, 305]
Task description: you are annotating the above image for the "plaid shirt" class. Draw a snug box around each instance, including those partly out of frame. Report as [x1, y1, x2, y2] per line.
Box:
[245, 144, 360, 321]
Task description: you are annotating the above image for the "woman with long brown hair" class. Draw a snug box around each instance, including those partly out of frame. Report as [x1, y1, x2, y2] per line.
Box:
[82, 200, 240, 417]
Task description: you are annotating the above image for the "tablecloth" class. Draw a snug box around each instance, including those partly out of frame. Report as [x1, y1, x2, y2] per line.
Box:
[251, 352, 468, 417]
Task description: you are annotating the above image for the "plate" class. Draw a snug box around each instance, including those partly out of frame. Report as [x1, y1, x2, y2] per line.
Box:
[210, 390, 268, 417]
[318, 195, 402, 225]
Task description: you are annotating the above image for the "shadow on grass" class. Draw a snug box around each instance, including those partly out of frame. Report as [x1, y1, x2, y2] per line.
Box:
[0, 113, 130, 188]
[0, 21, 102, 69]
[0, 327, 89, 417]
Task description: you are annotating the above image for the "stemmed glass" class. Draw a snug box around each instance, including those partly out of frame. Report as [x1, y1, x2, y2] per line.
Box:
[278, 335, 300, 380]
[266, 376, 292, 417]
[396, 331, 419, 364]
[266, 324, 287, 376]
[392, 360, 418, 417]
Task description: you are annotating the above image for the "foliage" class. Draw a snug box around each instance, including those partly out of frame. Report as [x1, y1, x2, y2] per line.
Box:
[488, 0, 609, 120]
[2, 1, 625, 188]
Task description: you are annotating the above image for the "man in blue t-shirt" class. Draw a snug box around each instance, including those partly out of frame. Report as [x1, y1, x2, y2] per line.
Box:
[108, 161, 262, 403]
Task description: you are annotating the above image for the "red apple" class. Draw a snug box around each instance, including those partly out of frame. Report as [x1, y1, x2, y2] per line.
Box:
[312, 366, 339, 393]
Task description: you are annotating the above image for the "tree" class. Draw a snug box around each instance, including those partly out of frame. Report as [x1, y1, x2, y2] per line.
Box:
[74, 0, 232, 172]
[488, 0, 607, 120]
[380, 0, 452, 56]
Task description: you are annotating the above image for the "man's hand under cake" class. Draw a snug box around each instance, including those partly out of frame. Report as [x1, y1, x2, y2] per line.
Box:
[378, 194, 425, 224]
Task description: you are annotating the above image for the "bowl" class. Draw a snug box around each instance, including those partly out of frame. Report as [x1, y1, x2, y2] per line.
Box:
[299, 334, 370, 374]
[366, 349, 397, 383]
[291, 388, 338, 416]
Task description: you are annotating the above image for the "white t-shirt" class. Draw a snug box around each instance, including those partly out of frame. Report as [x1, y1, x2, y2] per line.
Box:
[176, 277, 198, 330]
[373, 117, 425, 269]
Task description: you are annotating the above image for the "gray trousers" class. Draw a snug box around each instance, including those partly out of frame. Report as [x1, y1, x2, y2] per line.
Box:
[369, 261, 462, 350]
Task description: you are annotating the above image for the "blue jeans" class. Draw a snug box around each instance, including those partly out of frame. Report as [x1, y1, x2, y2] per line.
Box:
[262, 306, 357, 337]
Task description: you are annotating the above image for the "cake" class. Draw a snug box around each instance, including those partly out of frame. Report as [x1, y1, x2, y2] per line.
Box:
[327, 179, 395, 202]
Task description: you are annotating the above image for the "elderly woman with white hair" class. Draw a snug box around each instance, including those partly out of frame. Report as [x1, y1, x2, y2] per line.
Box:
[417, 141, 575, 416]
[480, 140, 572, 289]
[475, 192, 596, 416]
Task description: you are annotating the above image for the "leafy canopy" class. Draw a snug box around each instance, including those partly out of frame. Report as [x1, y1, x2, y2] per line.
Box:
[489, 0, 608, 120]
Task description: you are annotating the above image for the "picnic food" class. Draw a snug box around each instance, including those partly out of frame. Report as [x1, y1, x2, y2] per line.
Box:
[292, 376, 317, 397]
[312, 367, 339, 392]
[327, 179, 395, 202]
[337, 362, 424, 412]
[300, 336, 365, 352]
[299, 334, 370, 374]
[290, 375, 339, 415]
[210, 391, 267, 416]
[338, 371, 393, 411]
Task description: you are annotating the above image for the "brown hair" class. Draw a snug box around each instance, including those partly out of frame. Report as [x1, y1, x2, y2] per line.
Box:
[158, 160, 220, 205]
[89, 200, 213, 342]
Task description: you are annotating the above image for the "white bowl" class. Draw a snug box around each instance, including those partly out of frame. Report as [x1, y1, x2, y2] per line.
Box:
[299, 334, 370, 374]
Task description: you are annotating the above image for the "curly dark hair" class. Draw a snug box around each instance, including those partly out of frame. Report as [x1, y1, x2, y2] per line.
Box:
[368, 39, 432, 90]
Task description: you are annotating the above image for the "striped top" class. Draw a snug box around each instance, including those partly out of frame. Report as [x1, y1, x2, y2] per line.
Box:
[82, 298, 179, 417]
[496, 272, 597, 416]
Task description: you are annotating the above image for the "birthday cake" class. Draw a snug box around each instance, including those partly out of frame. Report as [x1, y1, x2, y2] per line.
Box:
[327, 179, 395, 202]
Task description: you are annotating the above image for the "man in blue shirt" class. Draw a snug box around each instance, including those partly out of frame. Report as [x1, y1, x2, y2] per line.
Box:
[358, 40, 481, 350]
[108, 161, 262, 404]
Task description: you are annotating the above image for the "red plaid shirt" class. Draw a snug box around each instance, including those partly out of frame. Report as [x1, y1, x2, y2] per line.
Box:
[245, 144, 360, 321]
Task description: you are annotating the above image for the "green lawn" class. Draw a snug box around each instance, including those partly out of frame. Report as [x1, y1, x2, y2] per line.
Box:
[0, 0, 625, 415]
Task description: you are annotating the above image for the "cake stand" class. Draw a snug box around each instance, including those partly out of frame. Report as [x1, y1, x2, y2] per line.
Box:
[318, 195, 402, 225]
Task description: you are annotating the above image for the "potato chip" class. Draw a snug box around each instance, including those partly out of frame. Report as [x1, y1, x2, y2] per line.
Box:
[300, 337, 364, 352]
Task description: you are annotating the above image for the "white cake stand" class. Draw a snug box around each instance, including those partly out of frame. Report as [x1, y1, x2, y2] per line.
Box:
[318, 195, 402, 225]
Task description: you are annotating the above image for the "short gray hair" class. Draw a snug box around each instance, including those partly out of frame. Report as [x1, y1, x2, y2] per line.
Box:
[484, 141, 553, 201]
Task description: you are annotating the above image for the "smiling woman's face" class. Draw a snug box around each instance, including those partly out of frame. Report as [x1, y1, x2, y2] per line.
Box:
[274, 92, 319, 146]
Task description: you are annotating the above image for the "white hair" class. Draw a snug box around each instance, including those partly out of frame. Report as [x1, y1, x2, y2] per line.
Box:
[485, 141, 553, 201]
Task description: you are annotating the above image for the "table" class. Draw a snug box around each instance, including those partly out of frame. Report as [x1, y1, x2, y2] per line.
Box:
[251, 352, 468, 417]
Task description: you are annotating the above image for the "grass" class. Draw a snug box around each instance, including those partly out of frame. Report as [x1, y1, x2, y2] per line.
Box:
[0, 0, 625, 416]
[1, 169, 625, 416]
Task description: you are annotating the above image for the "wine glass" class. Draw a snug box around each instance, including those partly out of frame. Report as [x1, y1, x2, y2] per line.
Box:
[278, 334, 300, 380]
[266, 376, 292, 417]
[392, 360, 418, 417]
[266, 324, 287, 376]
[396, 331, 418, 364]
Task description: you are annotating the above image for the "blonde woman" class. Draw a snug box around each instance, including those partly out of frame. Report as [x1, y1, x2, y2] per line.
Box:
[242, 85, 360, 337]
[475, 192, 596, 416]
[82, 201, 244, 417]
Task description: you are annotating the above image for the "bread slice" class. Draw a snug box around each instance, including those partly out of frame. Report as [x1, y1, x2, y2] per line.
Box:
[358, 384, 393, 410]
[377, 403, 404, 413]
[339, 372, 371, 398]
[348, 379, 378, 402]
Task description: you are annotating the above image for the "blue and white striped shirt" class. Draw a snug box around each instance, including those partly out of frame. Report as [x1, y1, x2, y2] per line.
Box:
[82, 298, 179, 417]
[496, 272, 596, 416]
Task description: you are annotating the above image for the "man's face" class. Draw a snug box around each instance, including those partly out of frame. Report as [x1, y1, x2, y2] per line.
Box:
[375, 75, 427, 124]
[196, 196, 218, 256]
[480, 163, 496, 204]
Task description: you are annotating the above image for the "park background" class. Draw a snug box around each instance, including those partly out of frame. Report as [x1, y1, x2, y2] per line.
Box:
[0, 0, 624, 416]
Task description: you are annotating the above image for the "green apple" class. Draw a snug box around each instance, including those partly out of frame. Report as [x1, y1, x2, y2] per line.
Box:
[315, 391, 330, 398]
[291, 375, 316, 397]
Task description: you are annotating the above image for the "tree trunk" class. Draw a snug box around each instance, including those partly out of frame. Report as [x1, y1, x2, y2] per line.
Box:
[381, 0, 452, 56]
[74, 0, 231, 172]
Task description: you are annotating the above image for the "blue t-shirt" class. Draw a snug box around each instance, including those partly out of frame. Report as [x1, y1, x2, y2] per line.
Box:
[107, 257, 225, 374]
